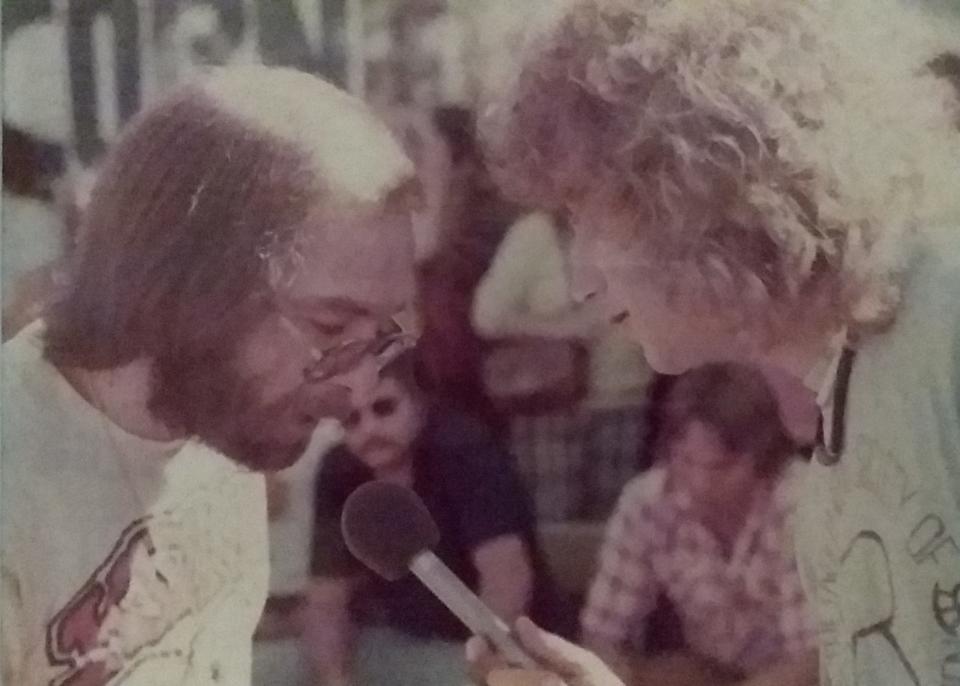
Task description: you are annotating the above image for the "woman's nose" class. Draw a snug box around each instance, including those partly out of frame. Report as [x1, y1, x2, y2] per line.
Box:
[568, 238, 608, 304]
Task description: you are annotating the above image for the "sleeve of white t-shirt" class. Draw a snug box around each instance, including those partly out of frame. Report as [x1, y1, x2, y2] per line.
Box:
[472, 212, 568, 336]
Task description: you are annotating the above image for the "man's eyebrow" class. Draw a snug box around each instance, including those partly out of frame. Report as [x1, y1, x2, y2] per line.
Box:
[291, 296, 373, 317]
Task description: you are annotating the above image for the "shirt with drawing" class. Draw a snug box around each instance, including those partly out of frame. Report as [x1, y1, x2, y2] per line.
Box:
[1, 322, 269, 686]
[796, 224, 960, 686]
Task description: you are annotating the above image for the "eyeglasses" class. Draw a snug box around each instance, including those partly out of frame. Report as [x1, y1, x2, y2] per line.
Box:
[279, 313, 418, 383]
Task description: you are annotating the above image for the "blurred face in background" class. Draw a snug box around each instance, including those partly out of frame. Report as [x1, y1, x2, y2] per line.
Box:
[666, 420, 761, 523]
[343, 375, 424, 475]
[392, 110, 451, 261]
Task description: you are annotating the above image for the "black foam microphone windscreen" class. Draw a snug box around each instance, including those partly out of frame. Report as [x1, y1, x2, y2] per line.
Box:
[341, 480, 441, 580]
[341, 480, 538, 669]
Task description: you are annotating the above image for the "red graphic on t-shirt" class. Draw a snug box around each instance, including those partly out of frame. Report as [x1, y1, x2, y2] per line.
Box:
[45, 518, 155, 686]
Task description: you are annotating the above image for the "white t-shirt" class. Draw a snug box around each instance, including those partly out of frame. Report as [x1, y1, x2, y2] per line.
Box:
[1, 192, 65, 296]
[796, 225, 960, 686]
[472, 212, 651, 405]
[264, 421, 341, 596]
[1, 322, 269, 686]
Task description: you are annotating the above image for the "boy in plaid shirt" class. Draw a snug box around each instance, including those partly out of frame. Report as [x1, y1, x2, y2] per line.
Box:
[582, 364, 818, 685]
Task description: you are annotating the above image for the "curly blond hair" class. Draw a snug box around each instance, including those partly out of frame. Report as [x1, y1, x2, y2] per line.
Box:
[482, 0, 960, 335]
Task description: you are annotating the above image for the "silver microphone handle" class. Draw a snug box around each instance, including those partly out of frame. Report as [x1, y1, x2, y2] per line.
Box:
[409, 549, 537, 669]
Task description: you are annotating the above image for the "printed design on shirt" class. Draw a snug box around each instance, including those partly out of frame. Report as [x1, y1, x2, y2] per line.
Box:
[835, 531, 919, 685]
[812, 433, 960, 686]
[44, 517, 185, 686]
[41, 457, 265, 686]
[934, 581, 960, 637]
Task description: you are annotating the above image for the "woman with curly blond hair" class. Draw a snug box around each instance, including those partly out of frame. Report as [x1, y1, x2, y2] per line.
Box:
[469, 1, 960, 685]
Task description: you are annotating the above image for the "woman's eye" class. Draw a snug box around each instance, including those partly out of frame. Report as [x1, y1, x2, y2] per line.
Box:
[343, 410, 361, 428]
[371, 398, 398, 417]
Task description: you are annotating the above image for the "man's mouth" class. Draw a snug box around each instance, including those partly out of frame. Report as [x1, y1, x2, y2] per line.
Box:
[359, 438, 401, 455]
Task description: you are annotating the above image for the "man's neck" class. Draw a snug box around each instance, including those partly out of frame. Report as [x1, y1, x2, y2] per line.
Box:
[62, 359, 183, 442]
[761, 329, 845, 393]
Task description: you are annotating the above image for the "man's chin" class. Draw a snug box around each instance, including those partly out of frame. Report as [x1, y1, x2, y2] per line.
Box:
[227, 438, 309, 473]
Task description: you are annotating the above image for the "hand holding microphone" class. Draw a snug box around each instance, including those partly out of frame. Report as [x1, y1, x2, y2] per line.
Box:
[340, 481, 623, 686]
[468, 618, 625, 686]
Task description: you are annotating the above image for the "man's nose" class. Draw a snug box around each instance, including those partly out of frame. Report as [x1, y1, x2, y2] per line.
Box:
[333, 354, 382, 406]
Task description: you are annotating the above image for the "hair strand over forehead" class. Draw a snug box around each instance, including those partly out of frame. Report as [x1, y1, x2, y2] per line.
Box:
[44, 85, 320, 371]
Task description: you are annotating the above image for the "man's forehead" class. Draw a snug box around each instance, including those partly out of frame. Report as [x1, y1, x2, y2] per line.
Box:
[267, 186, 417, 312]
[305, 178, 422, 228]
[296, 198, 416, 252]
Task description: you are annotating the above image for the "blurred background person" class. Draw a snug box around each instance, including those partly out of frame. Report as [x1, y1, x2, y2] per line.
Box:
[1, 123, 73, 340]
[582, 363, 817, 686]
[2, 20, 76, 340]
[473, 209, 653, 522]
[473, 211, 648, 411]
[304, 351, 565, 686]
[407, 105, 519, 440]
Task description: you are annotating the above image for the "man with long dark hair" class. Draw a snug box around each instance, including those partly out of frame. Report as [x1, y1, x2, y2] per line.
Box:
[2, 65, 419, 685]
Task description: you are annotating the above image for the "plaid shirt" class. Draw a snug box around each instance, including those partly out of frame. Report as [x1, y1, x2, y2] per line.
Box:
[582, 462, 817, 673]
[510, 404, 647, 522]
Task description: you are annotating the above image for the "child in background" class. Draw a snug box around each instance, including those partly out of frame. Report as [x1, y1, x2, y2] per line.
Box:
[582, 363, 817, 686]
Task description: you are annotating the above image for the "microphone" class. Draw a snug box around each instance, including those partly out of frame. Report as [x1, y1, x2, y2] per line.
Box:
[341, 480, 537, 669]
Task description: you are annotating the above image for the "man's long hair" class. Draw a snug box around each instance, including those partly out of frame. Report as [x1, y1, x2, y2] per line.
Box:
[42, 82, 325, 439]
[43, 86, 317, 374]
